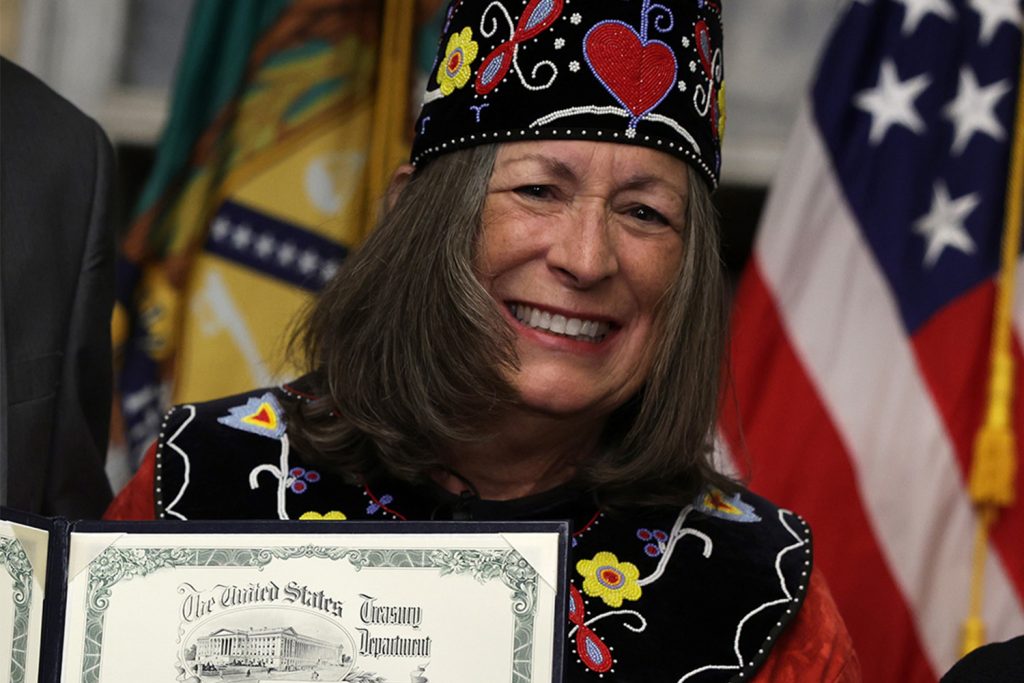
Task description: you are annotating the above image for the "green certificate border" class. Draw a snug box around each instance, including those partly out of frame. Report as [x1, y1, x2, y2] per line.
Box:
[1, 536, 33, 683]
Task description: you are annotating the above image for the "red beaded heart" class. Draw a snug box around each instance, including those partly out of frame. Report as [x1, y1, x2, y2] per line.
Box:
[584, 22, 677, 119]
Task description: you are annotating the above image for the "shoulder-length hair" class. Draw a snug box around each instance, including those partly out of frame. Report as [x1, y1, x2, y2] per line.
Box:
[287, 143, 735, 508]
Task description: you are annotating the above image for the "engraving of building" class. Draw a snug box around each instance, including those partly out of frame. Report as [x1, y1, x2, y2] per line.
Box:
[196, 626, 344, 670]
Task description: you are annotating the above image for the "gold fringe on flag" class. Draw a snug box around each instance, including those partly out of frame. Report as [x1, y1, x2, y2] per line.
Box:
[365, 0, 416, 235]
[961, 41, 1024, 656]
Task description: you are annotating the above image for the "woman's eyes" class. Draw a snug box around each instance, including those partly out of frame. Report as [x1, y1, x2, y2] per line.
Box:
[514, 184, 555, 199]
[628, 204, 670, 226]
[510, 186, 674, 227]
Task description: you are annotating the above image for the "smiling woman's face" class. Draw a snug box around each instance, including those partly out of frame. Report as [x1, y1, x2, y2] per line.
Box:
[476, 139, 689, 423]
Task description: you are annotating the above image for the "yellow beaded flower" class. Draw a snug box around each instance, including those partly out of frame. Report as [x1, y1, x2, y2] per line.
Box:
[436, 27, 478, 96]
[299, 511, 347, 520]
[576, 551, 642, 608]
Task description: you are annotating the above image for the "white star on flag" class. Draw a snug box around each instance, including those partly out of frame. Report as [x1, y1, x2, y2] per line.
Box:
[210, 216, 231, 242]
[320, 260, 340, 282]
[277, 242, 297, 267]
[854, 59, 931, 144]
[968, 0, 1023, 44]
[298, 249, 320, 275]
[254, 233, 277, 260]
[913, 181, 979, 268]
[943, 67, 1011, 155]
[231, 224, 253, 250]
[895, 0, 956, 35]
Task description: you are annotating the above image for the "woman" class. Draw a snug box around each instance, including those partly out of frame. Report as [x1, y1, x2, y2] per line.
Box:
[109, 0, 859, 679]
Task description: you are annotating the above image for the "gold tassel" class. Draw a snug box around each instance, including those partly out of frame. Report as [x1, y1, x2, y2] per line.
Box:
[960, 40, 1024, 656]
[970, 346, 1017, 507]
[970, 409, 1017, 507]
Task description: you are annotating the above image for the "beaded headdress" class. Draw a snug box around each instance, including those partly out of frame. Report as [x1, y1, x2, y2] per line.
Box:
[410, 0, 726, 188]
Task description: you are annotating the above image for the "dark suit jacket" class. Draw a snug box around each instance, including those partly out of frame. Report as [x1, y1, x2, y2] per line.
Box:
[1, 57, 115, 517]
[941, 635, 1024, 682]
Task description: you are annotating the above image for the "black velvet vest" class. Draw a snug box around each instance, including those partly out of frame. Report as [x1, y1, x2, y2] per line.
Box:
[154, 384, 811, 682]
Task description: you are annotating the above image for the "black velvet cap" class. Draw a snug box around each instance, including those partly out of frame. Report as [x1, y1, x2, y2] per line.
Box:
[411, 0, 726, 188]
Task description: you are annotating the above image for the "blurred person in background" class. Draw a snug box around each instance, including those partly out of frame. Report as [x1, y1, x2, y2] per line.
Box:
[1, 56, 115, 518]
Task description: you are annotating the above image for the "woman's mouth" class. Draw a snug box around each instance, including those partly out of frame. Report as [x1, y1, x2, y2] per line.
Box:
[508, 303, 612, 343]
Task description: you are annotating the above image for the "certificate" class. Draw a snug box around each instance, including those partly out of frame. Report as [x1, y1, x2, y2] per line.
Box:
[57, 520, 567, 683]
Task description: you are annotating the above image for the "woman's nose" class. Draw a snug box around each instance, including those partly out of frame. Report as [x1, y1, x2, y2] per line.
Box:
[546, 203, 619, 288]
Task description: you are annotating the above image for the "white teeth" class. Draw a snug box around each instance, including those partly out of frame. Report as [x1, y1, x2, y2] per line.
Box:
[509, 304, 611, 342]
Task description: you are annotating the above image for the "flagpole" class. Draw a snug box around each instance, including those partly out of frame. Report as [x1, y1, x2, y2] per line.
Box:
[366, 1, 415, 233]
[962, 42, 1024, 656]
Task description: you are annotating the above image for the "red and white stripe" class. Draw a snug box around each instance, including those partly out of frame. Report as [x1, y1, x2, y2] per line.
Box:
[720, 105, 1024, 681]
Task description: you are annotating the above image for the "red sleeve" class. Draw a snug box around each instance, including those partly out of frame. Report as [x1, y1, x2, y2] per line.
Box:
[103, 442, 158, 520]
[751, 569, 862, 682]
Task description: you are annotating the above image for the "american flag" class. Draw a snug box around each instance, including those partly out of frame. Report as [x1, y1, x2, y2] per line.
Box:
[720, 0, 1024, 680]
